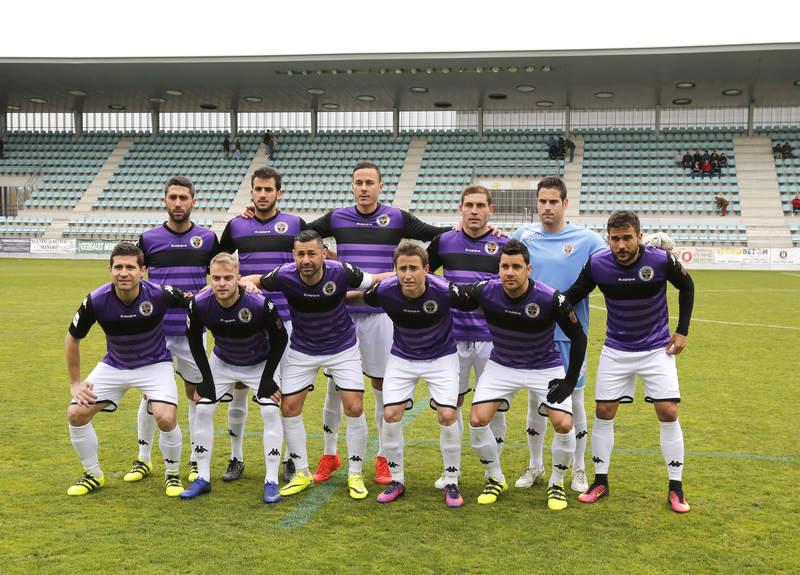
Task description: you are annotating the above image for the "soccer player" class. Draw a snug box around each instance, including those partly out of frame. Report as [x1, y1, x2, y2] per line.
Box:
[220, 167, 306, 482]
[65, 243, 190, 497]
[128, 176, 219, 486]
[426, 185, 509, 489]
[350, 242, 474, 507]
[511, 176, 606, 493]
[242, 230, 391, 500]
[466, 240, 587, 510]
[305, 161, 450, 485]
[564, 210, 694, 513]
[180, 253, 288, 503]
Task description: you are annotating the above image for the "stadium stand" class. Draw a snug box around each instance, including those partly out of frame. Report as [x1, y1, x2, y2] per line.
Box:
[64, 215, 214, 241]
[763, 130, 800, 214]
[0, 215, 52, 237]
[582, 221, 747, 246]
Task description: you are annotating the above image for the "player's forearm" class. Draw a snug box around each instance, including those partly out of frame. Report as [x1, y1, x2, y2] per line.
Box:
[676, 275, 694, 336]
[65, 334, 82, 384]
[564, 330, 587, 385]
[346, 291, 367, 306]
[187, 326, 215, 396]
[240, 274, 262, 287]
[258, 329, 287, 398]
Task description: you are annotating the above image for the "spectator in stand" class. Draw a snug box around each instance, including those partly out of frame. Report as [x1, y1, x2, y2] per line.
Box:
[782, 142, 793, 159]
[792, 194, 800, 214]
[714, 195, 729, 216]
[690, 161, 702, 178]
[263, 130, 275, 159]
[702, 150, 710, 163]
[710, 159, 721, 177]
[674, 151, 683, 167]
[773, 143, 783, 160]
[234, 139, 242, 161]
[710, 151, 720, 163]
[222, 135, 231, 160]
[701, 159, 712, 178]
[693, 150, 702, 165]
[565, 138, 576, 162]
[682, 152, 692, 169]
[719, 152, 729, 168]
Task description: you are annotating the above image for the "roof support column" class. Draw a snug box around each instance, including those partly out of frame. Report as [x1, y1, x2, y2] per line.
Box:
[564, 105, 571, 137]
[230, 111, 238, 138]
[477, 107, 484, 136]
[392, 107, 399, 137]
[151, 110, 160, 136]
[655, 104, 661, 135]
[747, 100, 754, 136]
[1, 112, 9, 137]
[74, 110, 83, 136]
[311, 109, 318, 139]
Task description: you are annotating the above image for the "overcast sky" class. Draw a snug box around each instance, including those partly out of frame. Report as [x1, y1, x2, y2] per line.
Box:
[3, 1, 798, 58]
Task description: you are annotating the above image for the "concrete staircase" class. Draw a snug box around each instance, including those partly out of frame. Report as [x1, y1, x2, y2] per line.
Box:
[391, 136, 427, 211]
[563, 136, 584, 220]
[732, 136, 792, 248]
[214, 143, 268, 235]
[43, 137, 134, 239]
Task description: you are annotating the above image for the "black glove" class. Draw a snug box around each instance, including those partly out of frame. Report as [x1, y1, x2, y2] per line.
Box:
[197, 379, 216, 403]
[256, 378, 279, 402]
[547, 378, 575, 405]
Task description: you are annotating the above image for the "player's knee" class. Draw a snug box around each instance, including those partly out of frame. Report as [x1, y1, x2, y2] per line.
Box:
[343, 402, 363, 418]
[595, 403, 617, 420]
[67, 405, 92, 427]
[469, 410, 491, 428]
[551, 415, 573, 434]
[383, 406, 404, 423]
[437, 408, 457, 426]
[152, 407, 177, 431]
[281, 402, 302, 417]
[655, 401, 678, 422]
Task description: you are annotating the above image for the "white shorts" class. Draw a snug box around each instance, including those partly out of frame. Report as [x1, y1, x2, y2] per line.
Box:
[595, 345, 681, 404]
[195, 354, 281, 407]
[457, 341, 493, 396]
[78, 361, 178, 412]
[281, 343, 365, 397]
[383, 353, 459, 411]
[473, 360, 571, 416]
[166, 335, 203, 385]
[354, 313, 393, 379]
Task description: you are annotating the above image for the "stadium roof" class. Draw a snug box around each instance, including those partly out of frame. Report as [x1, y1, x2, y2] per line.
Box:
[2, 44, 800, 114]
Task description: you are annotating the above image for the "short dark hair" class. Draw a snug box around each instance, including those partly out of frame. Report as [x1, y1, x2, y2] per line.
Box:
[606, 210, 641, 235]
[500, 239, 530, 265]
[110, 242, 144, 267]
[394, 241, 429, 267]
[251, 167, 282, 190]
[352, 161, 382, 182]
[294, 229, 325, 248]
[461, 185, 492, 205]
[536, 175, 567, 200]
[163, 176, 195, 198]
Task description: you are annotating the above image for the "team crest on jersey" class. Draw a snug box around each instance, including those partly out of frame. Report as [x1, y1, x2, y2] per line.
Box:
[139, 301, 154, 316]
[484, 241, 499, 255]
[238, 308, 252, 323]
[563, 243, 575, 255]
[423, 300, 439, 314]
[323, 281, 337, 296]
[376, 214, 391, 227]
[190, 236, 204, 248]
[638, 265, 654, 281]
[274, 221, 289, 234]
[524, 303, 540, 318]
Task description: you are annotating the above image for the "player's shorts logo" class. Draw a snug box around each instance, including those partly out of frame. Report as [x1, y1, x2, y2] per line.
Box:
[323, 281, 337, 296]
[524, 303, 540, 318]
[423, 300, 439, 314]
[139, 301, 154, 316]
[238, 308, 252, 323]
[563, 243, 575, 255]
[190, 236, 204, 248]
[376, 214, 391, 227]
[638, 265, 654, 281]
[274, 222, 289, 234]
[484, 241, 499, 255]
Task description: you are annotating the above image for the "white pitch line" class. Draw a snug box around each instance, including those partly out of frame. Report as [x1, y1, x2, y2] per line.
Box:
[782, 272, 800, 278]
[589, 304, 799, 330]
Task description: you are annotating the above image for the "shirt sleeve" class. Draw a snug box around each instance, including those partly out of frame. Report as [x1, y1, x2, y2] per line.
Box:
[219, 222, 236, 254]
[136, 234, 150, 266]
[449, 281, 478, 311]
[208, 232, 222, 259]
[342, 262, 371, 289]
[259, 267, 281, 292]
[257, 298, 288, 400]
[306, 211, 333, 237]
[68, 294, 96, 339]
[564, 259, 597, 305]
[665, 252, 694, 336]
[552, 291, 587, 385]
[162, 285, 192, 308]
[427, 234, 443, 273]
[362, 281, 381, 307]
[402, 210, 451, 241]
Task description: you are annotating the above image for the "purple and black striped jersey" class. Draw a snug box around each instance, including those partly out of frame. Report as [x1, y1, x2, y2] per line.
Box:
[427, 229, 509, 342]
[565, 245, 694, 353]
[260, 260, 368, 356]
[220, 212, 307, 323]
[68, 280, 190, 369]
[308, 204, 447, 315]
[137, 223, 219, 336]
[362, 274, 472, 361]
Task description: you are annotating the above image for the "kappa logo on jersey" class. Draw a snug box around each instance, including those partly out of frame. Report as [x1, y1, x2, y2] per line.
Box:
[484, 241, 499, 255]
[274, 221, 289, 234]
[423, 300, 439, 314]
[322, 281, 337, 296]
[563, 243, 575, 255]
[524, 303, 540, 318]
[638, 265, 655, 281]
[190, 235, 204, 248]
[139, 301, 154, 316]
[238, 307, 252, 323]
[376, 214, 391, 227]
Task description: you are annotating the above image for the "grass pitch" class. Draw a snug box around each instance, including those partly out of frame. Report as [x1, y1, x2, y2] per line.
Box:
[0, 259, 797, 574]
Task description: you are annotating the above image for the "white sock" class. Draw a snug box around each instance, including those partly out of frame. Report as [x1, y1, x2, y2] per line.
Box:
[228, 387, 249, 461]
[489, 411, 507, 457]
[261, 406, 283, 484]
[282, 415, 309, 474]
[572, 388, 588, 472]
[440, 421, 461, 484]
[591, 417, 614, 475]
[193, 403, 216, 481]
[345, 414, 368, 474]
[158, 425, 183, 475]
[456, 406, 464, 439]
[526, 393, 548, 469]
[660, 419, 685, 481]
[549, 430, 576, 485]
[381, 420, 404, 484]
[187, 399, 197, 462]
[322, 376, 342, 456]
[136, 397, 156, 464]
[372, 387, 384, 457]
[69, 422, 101, 477]
[470, 424, 503, 482]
